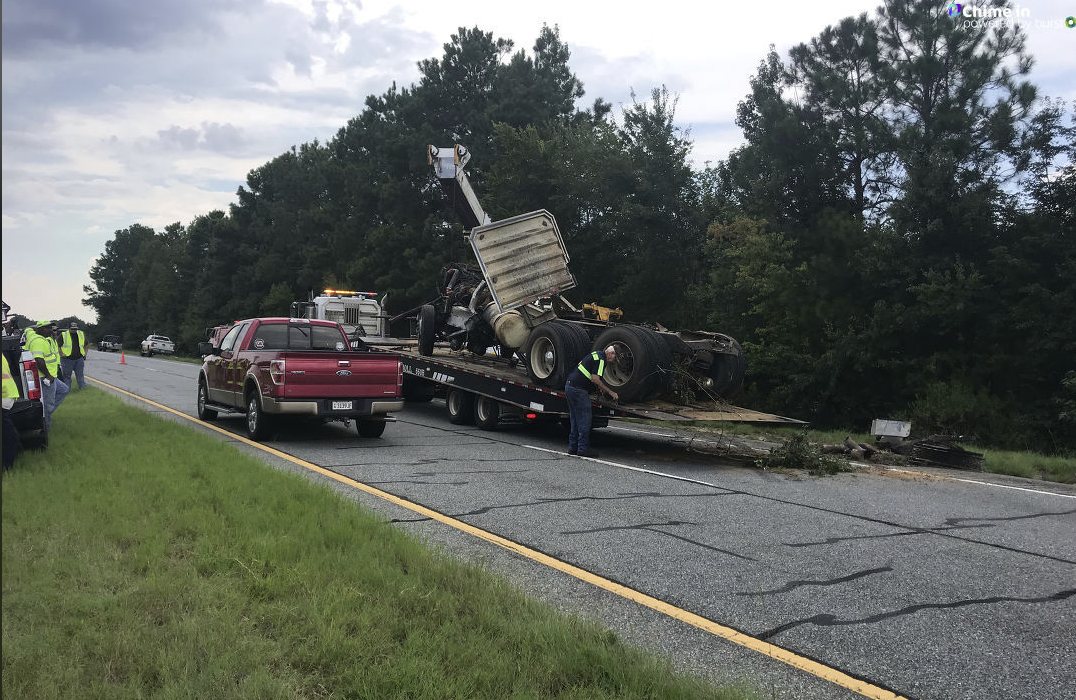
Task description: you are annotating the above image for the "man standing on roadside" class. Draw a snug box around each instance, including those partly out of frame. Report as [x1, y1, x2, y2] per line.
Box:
[563, 345, 619, 458]
[60, 321, 88, 390]
[24, 320, 68, 431]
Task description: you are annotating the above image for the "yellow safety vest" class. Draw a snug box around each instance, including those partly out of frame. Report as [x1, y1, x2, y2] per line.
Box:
[26, 330, 61, 374]
[60, 329, 86, 356]
[2, 354, 19, 400]
[576, 351, 605, 381]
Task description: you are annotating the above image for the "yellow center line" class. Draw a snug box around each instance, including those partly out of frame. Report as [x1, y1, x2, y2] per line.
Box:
[89, 377, 907, 700]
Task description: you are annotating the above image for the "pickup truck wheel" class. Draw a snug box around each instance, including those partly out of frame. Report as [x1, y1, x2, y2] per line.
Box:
[474, 395, 501, 430]
[197, 379, 217, 420]
[417, 304, 436, 356]
[245, 391, 274, 441]
[446, 389, 475, 425]
[356, 419, 387, 438]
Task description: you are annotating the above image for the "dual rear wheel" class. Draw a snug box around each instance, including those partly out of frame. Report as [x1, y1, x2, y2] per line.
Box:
[523, 321, 676, 403]
[445, 389, 503, 431]
[524, 321, 591, 389]
[591, 326, 674, 403]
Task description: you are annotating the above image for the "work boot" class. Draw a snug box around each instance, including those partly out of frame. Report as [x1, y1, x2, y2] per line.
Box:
[567, 448, 577, 455]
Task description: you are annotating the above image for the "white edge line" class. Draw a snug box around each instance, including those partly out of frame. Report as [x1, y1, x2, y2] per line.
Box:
[524, 444, 729, 490]
[878, 466, 1075, 499]
[950, 478, 1076, 499]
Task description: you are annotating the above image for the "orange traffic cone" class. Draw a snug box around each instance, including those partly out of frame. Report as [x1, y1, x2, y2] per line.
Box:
[120, 351, 126, 365]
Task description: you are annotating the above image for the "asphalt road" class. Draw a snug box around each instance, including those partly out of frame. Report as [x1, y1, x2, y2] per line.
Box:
[85, 352, 1076, 700]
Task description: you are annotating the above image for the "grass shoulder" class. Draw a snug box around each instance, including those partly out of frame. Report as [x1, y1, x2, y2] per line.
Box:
[2, 388, 755, 700]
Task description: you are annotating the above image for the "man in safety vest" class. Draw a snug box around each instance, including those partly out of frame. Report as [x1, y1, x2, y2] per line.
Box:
[2, 353, 20, 470]
[24, 320, 69, 431]
[60, 321, 88, 390]
[563, 345, 619, 458]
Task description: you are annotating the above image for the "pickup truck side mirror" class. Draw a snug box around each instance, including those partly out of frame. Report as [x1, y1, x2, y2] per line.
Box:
[197, 341, 215, 357]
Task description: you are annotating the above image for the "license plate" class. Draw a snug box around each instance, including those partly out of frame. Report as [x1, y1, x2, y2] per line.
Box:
[332, 401, 353, 411]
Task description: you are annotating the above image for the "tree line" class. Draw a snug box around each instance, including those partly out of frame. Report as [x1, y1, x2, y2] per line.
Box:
[83, 3, 1075, 452]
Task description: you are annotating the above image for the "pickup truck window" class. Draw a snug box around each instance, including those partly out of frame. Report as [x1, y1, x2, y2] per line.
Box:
[312, 326, 346, 351]
[219, 323, 246, 353]
[286, 324, 347, 351]
[250, 323, 287, 350]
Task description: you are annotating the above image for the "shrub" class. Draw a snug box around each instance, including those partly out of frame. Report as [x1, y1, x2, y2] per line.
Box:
[755, 429, 847, 476]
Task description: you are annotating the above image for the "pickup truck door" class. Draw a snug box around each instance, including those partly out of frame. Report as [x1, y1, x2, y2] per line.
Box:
[208, 322, 249, 406]
[223, 322, 252, 407]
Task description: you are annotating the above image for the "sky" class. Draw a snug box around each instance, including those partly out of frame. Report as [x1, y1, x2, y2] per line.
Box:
[2, 0, 1073, 325]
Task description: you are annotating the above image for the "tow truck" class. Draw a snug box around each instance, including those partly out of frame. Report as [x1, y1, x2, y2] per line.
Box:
[291, 289, 389, 339]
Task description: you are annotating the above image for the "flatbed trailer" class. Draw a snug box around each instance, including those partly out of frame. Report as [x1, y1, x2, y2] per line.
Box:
[376, 340, 804, 430]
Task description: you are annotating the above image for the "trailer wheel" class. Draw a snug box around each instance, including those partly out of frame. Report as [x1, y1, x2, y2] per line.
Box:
[474, 395, 501, 430]
[356, 419, 387, 438]
[525, 322, 590, 389]
[446, 389, 475, 425]
[592, 326, 667, 403]
[417, 304, 436, 356]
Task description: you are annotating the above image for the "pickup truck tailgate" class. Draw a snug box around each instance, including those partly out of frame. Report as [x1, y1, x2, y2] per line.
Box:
[276, 352, 400, 399]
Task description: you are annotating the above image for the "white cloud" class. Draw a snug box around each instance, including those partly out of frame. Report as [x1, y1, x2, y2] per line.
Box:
[2, 0, 1072, 323]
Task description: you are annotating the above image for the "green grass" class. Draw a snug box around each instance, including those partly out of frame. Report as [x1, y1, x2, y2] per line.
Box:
[978, 448, 1076, 484]
[3, 388, 754, 700]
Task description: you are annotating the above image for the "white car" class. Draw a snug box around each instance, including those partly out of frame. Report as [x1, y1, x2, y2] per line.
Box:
[140, 334, 175, 356]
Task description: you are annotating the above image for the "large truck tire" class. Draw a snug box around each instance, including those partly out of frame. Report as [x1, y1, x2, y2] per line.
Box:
[633, 327, 675, 398]
[446, 389, 475, 425]
[592, 326, 668, 403]
[474, 395, 501, 430]
[708, 338, 746, 396]
[417, 304, 436, 356]
[524, 322, 590, 389]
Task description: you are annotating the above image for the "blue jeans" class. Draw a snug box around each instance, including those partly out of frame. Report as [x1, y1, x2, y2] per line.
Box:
[62, 357, 87, 389]
[42, 377, 69, 431]
[565, 384, 593, 452]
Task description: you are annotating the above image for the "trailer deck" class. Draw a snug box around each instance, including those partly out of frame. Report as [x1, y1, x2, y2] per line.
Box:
[370, 339, 805, 427]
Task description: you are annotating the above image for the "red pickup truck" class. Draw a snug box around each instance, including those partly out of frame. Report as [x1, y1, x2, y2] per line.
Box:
[196, 317, 403, 440]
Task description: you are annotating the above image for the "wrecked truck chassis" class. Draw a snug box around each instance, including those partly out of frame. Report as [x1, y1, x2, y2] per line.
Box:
[419, 144, 746, 402]
[410, 275, 746, 403]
